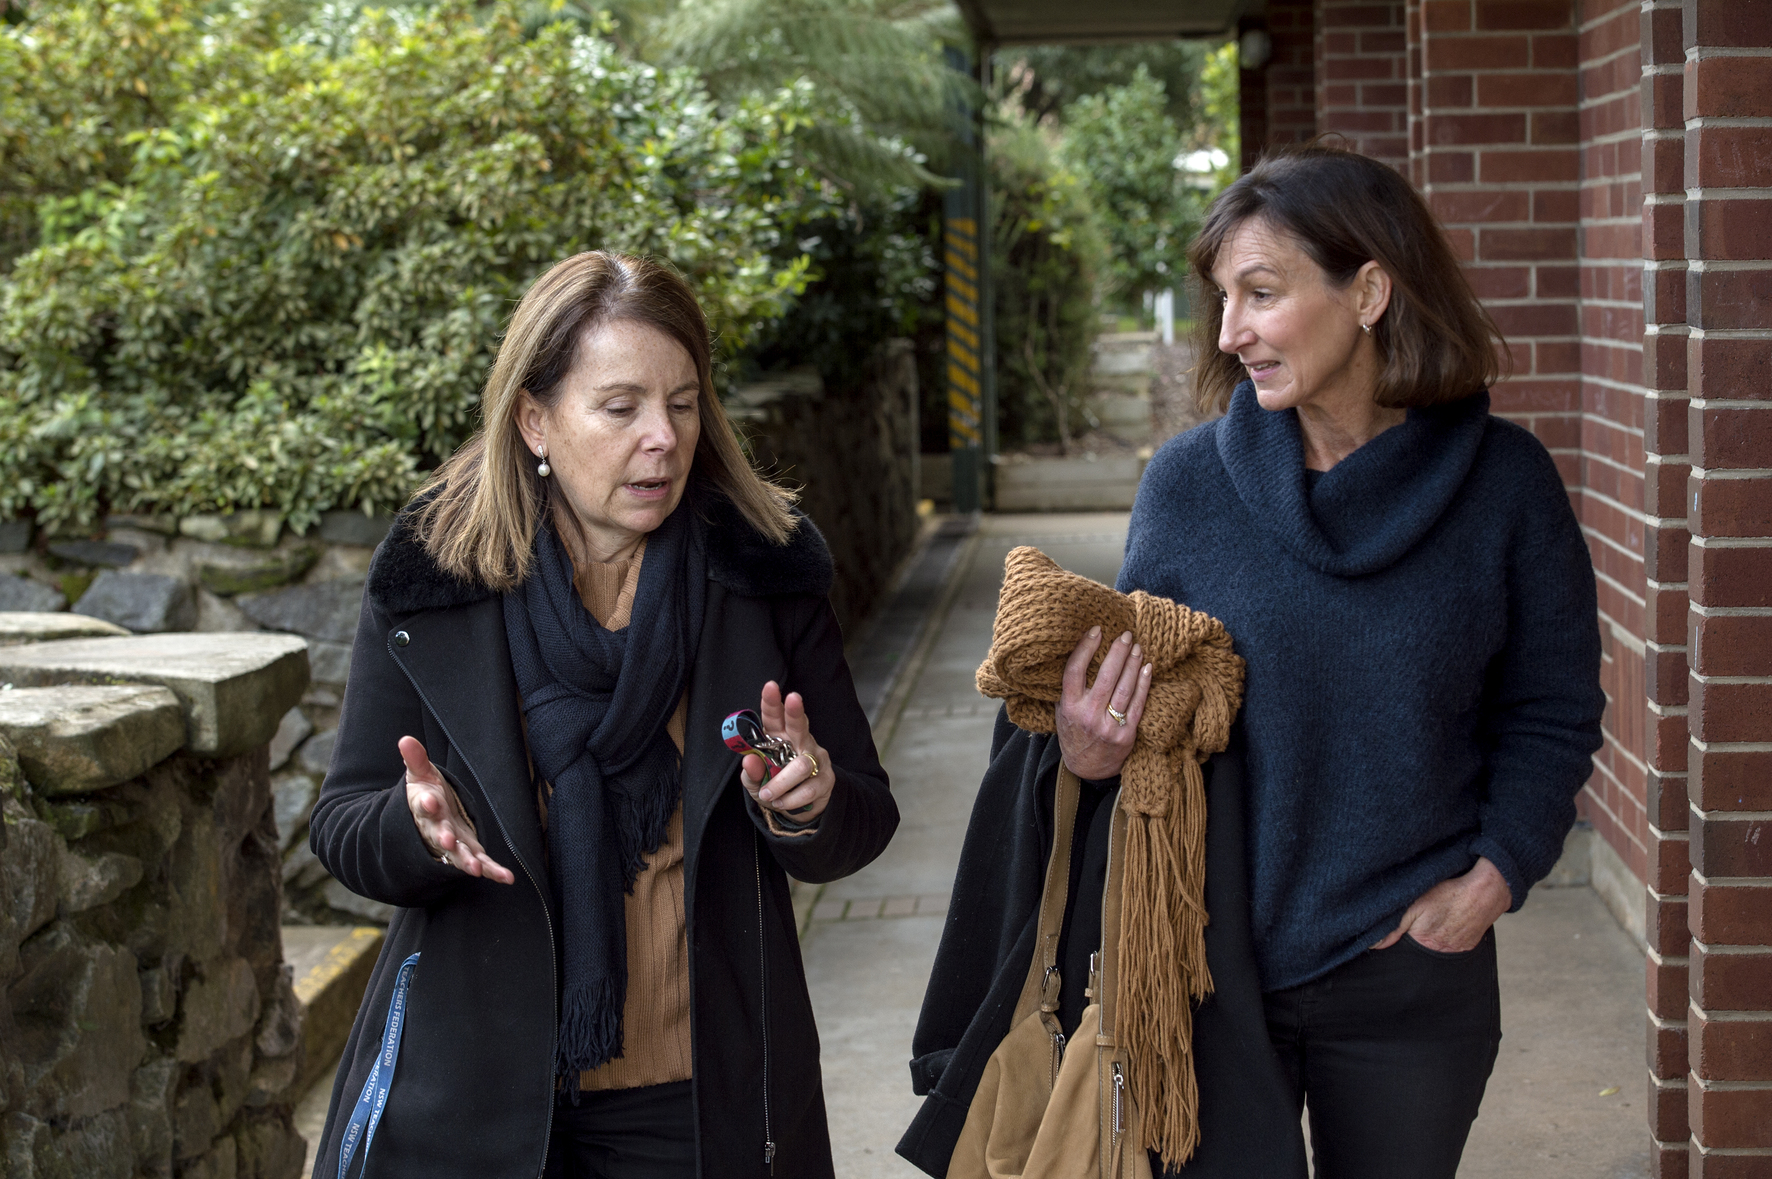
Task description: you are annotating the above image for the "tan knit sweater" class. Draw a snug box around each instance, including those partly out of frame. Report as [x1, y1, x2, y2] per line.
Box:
[568, 540, 694, 1091]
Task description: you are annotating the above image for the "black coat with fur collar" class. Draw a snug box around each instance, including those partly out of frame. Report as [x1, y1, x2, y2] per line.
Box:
[309, 497, 897, 1179]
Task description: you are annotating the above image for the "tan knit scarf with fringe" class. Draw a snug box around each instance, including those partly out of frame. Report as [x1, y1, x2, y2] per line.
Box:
[976, 546, 1246, 1168]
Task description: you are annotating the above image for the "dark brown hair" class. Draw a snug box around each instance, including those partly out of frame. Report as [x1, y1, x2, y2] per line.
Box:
[1188, 143, 1506, 415]
[414, 251, 797, 590]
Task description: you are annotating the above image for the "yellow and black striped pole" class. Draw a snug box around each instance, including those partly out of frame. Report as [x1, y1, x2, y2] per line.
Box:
[942, 213, 985, 507]
[943, 46, 992, 513]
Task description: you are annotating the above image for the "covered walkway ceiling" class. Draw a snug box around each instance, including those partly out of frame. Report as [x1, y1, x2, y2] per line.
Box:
[953, 0, 1258, 43]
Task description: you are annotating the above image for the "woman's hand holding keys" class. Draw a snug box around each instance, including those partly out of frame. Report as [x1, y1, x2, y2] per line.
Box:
[738, 681, 836, 823]
[399, 735, 515, 884]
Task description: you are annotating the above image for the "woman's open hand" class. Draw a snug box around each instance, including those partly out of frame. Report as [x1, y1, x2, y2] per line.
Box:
[738, 681, 836, 823]
[1371, 856, 1512, 953]
[1056, 626, 1153, 781]
[399, 736, 515, 884]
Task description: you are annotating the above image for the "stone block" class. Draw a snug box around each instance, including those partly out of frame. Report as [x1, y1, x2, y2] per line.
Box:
[297, 729, 335, 780]
[3, 1108, 133, 1179]
[105, 514, 178, 537]
[196, 589, 260, 633]
[254, 963, 301, 1060]
[32, 795, 132, 841]
[74, 571, 197, 633]
[58, 850, 144, 914]
[173, 1074, 220, 1160]
[318, 509, 394, 547]
[195, 547, 318, 598]
[186, 1134, 238, 1179]
[234, 1112, 305, 1179]
[0, 612, 130, 646]
[0, 577, 66, 613]
[139, 964, 177, 1026]
[0, 685, 185, 795]
[3, 799, 61, 946]
[0, 519, 32, 554]
[6, 922, 146, 1120]
[175, 956, 260, 1063]
[271, 772, 317, 851]
[234, 579, 363, 645]
[266, 708, 312, 773]
[46, 540, 140, 569]
[180, 512, 282, 549]
[129, 1057, 178, 1173]
[0, 634, 310, 758]
[305, 639, 351, 685]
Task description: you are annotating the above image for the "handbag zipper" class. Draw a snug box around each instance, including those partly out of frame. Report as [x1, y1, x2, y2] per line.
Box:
[753, 835, 776, 1173]
[1112, 1062, 1125, 1146]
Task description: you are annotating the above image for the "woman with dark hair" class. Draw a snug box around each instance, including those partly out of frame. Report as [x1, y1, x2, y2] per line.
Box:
[309, 250, 898, 1179]
[901, 145, 1604, 1179]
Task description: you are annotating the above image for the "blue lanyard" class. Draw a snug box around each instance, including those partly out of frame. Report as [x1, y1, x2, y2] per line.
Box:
[338, 952, 420, 1179]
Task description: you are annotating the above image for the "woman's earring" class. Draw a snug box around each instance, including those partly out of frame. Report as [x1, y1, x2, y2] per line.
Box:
[1361, 322, 1373, 335]
[536, 448, 551, 478]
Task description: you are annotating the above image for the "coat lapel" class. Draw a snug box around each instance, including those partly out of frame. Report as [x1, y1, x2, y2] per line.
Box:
[389, 597, 549, 894]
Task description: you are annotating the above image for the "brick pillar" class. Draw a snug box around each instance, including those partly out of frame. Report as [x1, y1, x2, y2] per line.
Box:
[1641, 0, 1693, 1172]
[1682, 1, 1772, 1173]
[1316, 0, 1410, 169]
[1238, 0, 1318, 171]
[1411, 1, 1582, 485]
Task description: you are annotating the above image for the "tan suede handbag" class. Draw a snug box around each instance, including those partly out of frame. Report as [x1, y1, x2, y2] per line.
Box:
[949, 765, 1155, 1179]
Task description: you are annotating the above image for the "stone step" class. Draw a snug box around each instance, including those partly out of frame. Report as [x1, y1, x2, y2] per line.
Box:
[283, 925, 385, 1096]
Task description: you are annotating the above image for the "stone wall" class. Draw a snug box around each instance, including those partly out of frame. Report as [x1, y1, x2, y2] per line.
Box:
[0, 625, 310, 1179]
[0, 513, 393, 929]
[732, 339, 922, 632]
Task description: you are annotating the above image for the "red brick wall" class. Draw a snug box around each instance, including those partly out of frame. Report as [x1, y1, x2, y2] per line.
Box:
[1317, 0, 1411, 168]
[1409, 0, 1586, 530]
[1640, 0, 1692, 1170]
[1577, 0, 1654, 934]
[1680, 1, 1772, 1171]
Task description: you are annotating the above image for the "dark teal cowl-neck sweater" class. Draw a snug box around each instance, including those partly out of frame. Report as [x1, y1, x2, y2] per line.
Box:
[1120, 382, 1604, 992]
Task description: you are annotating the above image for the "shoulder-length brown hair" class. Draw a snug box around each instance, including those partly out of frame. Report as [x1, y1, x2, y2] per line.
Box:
[1188, 143, 1506, 416]
[413, 251, 797, 591]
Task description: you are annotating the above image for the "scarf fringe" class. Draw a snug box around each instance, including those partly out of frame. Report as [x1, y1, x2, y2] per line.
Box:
[556, 975, 627, 1096]
[976, 546, 1245, 1171]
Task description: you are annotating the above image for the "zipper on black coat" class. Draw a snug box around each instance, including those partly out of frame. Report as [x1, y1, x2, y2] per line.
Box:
[753, 834, 776, 1174]
[389, 634, 560, 1177]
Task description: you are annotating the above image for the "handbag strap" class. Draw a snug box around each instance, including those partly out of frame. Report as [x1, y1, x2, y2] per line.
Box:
[1012, 763, 1082, 1026]
[1096, 793, 1129, 1046]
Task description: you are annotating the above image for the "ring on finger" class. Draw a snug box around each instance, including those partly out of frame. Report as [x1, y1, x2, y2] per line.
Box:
[799, 749, 820, 779]
[441, 852, 452, 867]
[1106, 704, 1128, 726]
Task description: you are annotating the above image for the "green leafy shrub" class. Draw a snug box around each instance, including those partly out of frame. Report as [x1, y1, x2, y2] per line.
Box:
[989, 119, 1107, 450]
[0, 0, 838, 534]
[1057, 65, 1201, 300]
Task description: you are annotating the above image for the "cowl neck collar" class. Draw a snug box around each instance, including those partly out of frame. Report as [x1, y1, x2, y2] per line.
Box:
[1215, 380, 1490, 577]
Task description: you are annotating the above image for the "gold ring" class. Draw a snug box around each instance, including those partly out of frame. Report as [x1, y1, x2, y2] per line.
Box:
[800, 749, 820, 779]
[1106, 705, 1127, 726]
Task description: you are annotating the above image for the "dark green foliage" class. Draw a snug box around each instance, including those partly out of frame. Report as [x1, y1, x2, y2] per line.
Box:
[0, 0, 837, 533]
[989, 122, 1106, 451]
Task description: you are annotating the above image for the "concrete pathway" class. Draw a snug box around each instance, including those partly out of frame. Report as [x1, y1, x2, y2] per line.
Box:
[803, 512, 1650, 1179]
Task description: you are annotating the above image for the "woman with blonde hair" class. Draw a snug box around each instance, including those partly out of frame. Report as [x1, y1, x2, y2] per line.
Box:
[310, 251, 897, 1179]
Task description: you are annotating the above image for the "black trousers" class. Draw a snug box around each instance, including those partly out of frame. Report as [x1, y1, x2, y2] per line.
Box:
[544, 1081, 696, 1179]
[1263, 929, 1502, 1179]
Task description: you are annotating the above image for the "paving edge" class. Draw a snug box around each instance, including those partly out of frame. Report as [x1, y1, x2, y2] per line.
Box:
[868, 524, 982, 756]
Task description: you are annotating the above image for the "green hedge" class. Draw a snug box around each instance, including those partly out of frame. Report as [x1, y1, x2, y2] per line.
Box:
[0, 1, 840, 534]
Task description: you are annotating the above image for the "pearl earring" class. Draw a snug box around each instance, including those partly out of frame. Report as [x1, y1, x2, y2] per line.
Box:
[536, 448, 551, 478]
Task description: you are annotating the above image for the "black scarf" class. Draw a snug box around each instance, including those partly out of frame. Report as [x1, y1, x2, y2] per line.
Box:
[502, 497, 707, 1089]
